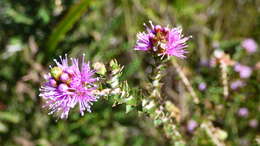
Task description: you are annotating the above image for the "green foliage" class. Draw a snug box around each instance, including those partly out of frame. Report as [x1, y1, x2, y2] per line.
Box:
[47, 0, 91, 54]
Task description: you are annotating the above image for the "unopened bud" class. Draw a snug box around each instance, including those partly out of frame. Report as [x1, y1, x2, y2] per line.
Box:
[60, 73, 70, 83]
[93, 62, 106, 75]
[49, 79, 57, 87]
[50, 67, 62, 80]
[109, 59, 118, 69]
[58, 83, 69, 92]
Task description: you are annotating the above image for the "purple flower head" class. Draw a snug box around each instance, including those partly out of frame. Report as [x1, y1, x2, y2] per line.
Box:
[39, 54, 99, 119]
[187, 120, 198, 132]
[241, 38, 258, 53]
[238, 107, 249, 117]
[198, 82, 207, 91]
[134, 21, 190, 58]
[234, 64, 252, 79]
[230, 80, 245, 90]
[249, 119, 258, 128]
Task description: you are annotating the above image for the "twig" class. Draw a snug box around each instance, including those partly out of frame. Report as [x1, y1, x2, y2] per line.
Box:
[214, 50, 233, 98]
[220, 61, 228, 98]
[171, 59, 200, 104]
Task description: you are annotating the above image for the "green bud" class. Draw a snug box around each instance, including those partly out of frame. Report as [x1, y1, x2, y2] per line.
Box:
[50, 67, 63, 80]
[93, 62, 106, 75]
[216, 129, 228, 140]
[109, 59, 118, 69]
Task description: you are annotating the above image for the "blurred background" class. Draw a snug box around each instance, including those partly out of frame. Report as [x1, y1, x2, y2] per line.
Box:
[0, 0, 259, 145]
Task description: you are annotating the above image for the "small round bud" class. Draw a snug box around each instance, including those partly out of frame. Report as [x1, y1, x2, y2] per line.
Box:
[49, 79, 57, 87]
[50, 67, 63, 80]
[164, 27, 170, 32]
[93, 62, 106, 75]
[155, 25, 162, 31]
[148, 33, 155, 38]
[109, 60, 117, 69]
[60, 73, 70, 83]
[58, 83, 69, 92]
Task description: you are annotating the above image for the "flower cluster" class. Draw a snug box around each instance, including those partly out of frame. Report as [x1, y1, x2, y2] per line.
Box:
[134, 21, 190, 58]
[40, 21, 192, 119]
[39, 55, 98, 119]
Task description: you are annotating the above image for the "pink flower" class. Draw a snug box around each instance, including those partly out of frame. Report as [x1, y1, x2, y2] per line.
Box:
[198, 82, 207, 91]
[249, 119, 258, 128]
[230, 80, 245, 90]
[241, 38, 258, 53]
[187, 120, 198, 132]
[39, 55, 99, 119]
[134, 21, 190, 58]
[237, 107, 249, 117]
[234, 64, 252, 79]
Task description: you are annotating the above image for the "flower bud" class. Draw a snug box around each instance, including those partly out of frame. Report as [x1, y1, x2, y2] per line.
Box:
[109, 59, 118, 69]
[93, 62, 106, 75]
[60, 73, 70, 83]
[58, 83, 69, 92]
[50, 67, 63, 80]
[49, 79, 57, 87]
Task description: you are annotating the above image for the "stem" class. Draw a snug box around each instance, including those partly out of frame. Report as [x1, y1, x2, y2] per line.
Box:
[145, 58, 186, 145]
[171, 59, 199, 104]
[220, 61, 228, 98]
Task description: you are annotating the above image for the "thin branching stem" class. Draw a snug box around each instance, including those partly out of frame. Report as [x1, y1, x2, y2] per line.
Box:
[171, 59, 200, 104]
[220, 61, 229, 98]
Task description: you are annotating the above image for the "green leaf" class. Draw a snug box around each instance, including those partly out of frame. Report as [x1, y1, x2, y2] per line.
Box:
[38, 7, 50, 24]
[124, 96, 137, 105]
[47, 0, 91, 53]
[125, 105, 134, 113]
[0, 112, 20, 123]
[122, 55, 141, 79]
[6, 8, 33, 25]
[0, 122, 8, 133]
